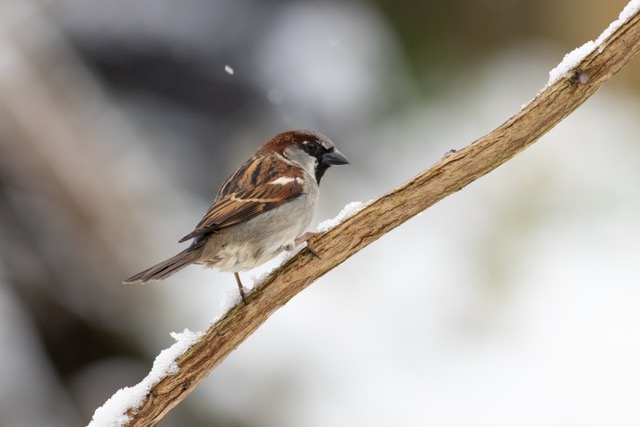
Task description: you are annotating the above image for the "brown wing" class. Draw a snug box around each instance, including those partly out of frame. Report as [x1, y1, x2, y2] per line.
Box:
[179, 153, 305, 243]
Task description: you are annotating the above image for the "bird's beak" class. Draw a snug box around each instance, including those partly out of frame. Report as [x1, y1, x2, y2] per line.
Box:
[322, 149, 350, 166]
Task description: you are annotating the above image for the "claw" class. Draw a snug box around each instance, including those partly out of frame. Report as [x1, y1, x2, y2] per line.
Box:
[295, 231, 322, 259]
[306, 242, 321, 259]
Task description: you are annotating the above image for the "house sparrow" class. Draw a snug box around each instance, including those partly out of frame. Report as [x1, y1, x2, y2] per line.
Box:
[124, 129, 349, 303]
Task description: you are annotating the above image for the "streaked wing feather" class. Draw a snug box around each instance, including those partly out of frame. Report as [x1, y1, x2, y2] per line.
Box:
[179, 154, 304, 243]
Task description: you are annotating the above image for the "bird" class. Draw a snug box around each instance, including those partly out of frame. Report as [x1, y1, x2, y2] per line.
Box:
[124, 129, 349, 303]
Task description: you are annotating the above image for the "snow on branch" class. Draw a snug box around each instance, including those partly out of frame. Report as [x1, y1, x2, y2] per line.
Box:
[547, 0, 640, 86]
[88, 330, 203, 427]
[89, 2, 640, 426]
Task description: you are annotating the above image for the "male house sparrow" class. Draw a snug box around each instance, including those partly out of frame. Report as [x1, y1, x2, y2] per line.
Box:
[124, 129, 349, 302]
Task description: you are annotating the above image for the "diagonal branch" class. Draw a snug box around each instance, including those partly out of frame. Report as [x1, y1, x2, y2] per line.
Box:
[92, 2, 640, 426]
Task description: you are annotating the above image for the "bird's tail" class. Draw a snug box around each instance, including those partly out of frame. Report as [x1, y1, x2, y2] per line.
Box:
[123, 247, 201, 284]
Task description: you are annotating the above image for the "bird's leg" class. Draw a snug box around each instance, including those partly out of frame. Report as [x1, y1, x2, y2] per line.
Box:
[295, 232, 322, 259]
[233, 272, 247, 304]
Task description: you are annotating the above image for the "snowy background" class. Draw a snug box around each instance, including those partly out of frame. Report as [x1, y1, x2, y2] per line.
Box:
[1, 0, 639, 426]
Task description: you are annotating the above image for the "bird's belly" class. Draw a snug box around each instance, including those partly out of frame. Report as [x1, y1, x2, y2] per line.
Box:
[204, 234, 293, 272]
[198, 196, 315, 272]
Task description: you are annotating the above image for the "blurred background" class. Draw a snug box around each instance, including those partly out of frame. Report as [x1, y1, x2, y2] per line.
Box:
[1, 0, 639, 426]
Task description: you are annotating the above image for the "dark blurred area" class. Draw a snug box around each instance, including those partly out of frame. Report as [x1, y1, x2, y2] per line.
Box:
[1, 0, 638, 426]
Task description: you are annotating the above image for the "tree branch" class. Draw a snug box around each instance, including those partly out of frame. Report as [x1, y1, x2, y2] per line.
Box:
[93, 3, 640, 426]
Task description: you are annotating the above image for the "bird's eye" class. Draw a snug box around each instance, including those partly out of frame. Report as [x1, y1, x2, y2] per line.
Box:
[304, 140, 321, 155]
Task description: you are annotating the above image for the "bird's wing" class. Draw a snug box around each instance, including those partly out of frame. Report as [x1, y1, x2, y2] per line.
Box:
[179, 153, 305, 243]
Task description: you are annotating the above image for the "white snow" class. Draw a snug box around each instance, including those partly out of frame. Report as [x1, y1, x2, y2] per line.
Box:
[218, 286, 243, 315]
[316, 201, 366, 232]
[547, 42, 596, 85]
[547, 0, 640, 86]
[224, 65, 234, 75]
[87, 329, 203, 427]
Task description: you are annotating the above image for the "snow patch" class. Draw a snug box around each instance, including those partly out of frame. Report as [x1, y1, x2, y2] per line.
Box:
[317, 201, 366, 232]
[547, 41, 596, 85]
[218, 286, 243, 315]
[88, 329, 203, 427]
[547, 0, 640, 86]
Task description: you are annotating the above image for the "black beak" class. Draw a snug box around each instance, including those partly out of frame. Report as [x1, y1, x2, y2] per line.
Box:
[322, 148, 349, 166]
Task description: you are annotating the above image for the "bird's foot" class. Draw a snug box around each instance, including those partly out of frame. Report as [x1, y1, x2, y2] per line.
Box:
[295, 232, 322, 259]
